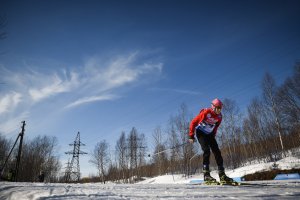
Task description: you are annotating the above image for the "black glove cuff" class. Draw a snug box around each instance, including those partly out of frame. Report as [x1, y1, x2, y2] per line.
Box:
[189, 135, 195, 140]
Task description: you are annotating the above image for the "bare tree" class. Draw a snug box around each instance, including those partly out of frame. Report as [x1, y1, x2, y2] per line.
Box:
[90, 140, 110, 183]
[243, 97, 277, 161]
[167, 120, 181, 173]
[15, 135, 61, 182]
[242, 99, 261, 161]
[127, 127, 138, 182]
[124, 127, 148, 182]
[179, 104, 196, 176]
[115, 132, 128, 183]
[167, 103, 195, 175]
[137, 133, 147, 179]
[152, 126, 168, 175]
[278, 63, 300, 124]
[218, 98, 242, 168]
[0, 134, 11, 180]
[262, 73, 284, 151]
[276, 63, 300, 147]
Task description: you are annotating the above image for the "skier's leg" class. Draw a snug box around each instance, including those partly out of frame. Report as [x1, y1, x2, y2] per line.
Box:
[196, 131, 217, 183]
[196, 131, 211, 168]
[209, 135, 223, 168]
[209, 135, 233, 183]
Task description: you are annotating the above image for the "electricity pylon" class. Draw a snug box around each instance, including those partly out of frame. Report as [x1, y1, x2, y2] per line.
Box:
[64, 132, 87, 182]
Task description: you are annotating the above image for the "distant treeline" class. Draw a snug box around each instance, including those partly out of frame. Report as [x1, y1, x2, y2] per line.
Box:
[1, 62, 300, 183]
[0, 135, 60, 182]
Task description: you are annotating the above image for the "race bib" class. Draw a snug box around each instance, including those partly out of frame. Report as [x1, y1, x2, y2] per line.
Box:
[196, 122, 215, 134]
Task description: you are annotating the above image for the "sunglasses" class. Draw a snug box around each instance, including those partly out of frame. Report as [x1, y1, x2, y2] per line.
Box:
[214, 106, 222, 112]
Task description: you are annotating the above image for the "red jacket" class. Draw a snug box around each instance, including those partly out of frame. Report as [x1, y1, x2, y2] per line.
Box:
[189, 108, 222, 138]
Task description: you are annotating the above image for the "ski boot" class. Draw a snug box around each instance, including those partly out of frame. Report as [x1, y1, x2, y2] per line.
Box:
[219, 170, 239, 186]
[203, 170, 219, 185]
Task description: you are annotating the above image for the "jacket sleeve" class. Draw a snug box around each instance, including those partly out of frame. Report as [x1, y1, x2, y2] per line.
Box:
[189, 109, 206, 139]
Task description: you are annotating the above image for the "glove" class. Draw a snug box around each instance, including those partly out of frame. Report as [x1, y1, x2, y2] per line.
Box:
[189, 135, 195, 143]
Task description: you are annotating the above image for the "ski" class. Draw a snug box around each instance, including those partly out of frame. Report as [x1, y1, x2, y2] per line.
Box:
[189, 180, 255, 186]
[211, 182, 268, 186]
[203, 181, 221, 186]
[190, 180, 277, 187]
[219, 180, 241, 186]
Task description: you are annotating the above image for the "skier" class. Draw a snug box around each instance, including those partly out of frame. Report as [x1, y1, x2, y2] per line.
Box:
[38, 171, 45, 182]
[188, 98, 234, 184]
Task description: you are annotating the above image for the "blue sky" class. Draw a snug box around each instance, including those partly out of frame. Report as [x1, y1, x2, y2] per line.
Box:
[1, 0, 300, 177]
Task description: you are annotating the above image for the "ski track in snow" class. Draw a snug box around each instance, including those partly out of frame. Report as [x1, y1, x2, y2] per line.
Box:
[1, 180, 300, 200]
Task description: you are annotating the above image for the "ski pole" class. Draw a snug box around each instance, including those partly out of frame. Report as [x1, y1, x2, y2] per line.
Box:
[148, 142, 189, 157]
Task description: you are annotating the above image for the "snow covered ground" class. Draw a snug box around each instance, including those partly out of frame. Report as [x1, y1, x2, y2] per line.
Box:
[1, 156, 300, 200]
[0, 180, 300, 200]
[1, 180, 300, 199]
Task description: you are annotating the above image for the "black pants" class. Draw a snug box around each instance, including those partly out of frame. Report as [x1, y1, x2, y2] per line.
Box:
[196, 130, 224, 170]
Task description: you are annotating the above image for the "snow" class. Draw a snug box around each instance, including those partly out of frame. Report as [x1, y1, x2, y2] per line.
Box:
[1, 156, 300, 199]
[139, 156, 300, 184]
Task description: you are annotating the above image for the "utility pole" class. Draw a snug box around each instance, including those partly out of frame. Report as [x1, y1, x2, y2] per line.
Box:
[0, 121, 26, 181]
[64, 132, 87, 182]
[14, 121, 26, 182]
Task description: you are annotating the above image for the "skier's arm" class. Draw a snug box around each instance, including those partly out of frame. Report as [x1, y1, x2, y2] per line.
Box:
[189, 109, 206, 139]
[212, 118, 222, 136]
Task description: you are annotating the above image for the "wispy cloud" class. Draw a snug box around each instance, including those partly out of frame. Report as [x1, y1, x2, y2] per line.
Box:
[0, 51, 163, 135]
[0, 111, 29, 135]
[80, 52, 163, 93]
[29, 71, 79, 102]
[65, 94, 119, 109]
[0, 92, 22, 114]
[64, 52, 163, 107]
[149, 87, 200, 95]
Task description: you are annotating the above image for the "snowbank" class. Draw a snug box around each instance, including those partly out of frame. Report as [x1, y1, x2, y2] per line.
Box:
[138, 156, 300, 184]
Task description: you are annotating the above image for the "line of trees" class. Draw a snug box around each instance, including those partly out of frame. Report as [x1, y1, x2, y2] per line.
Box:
[218, 63, 300, 170]
[89, 127, 148, 183]
[0, 135, 61, 182]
